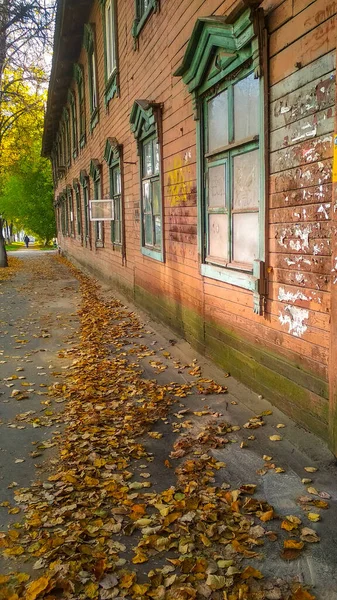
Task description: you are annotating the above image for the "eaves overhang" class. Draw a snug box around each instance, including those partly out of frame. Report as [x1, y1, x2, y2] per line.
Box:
[42, 0, 93, 157]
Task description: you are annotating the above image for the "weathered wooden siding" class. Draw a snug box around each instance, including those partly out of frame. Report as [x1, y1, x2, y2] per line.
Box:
[53, 0, 336, 443]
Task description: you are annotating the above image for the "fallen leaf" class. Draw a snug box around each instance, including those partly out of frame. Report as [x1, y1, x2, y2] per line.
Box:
[307, 513, 321, 522]
[300, 527, 320, 543]
[304, 467, 318, 473]
[270, 435, 282, 441]
[25, 576, 51, 600]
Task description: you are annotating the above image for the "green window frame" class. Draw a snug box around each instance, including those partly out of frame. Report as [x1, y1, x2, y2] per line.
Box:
[100, 0, 119, 105]
[132, 0, 158, 42]
[80, 170, 90, 245]
[69, 91, 78, 159]
[83, 24, 99, 131]
[104, 137, 123, 249]
[63, 109, 71, 169]
[90, 159, 104, 247]
[74, 64, 86, 148]
[66, 185, 75, 236]
[130, 100, 163, 262]
[174, 8, 266, 314]
[73, 180, 82, 240]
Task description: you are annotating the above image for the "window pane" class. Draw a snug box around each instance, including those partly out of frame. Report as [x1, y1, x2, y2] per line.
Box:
[208, 213, 228, 261]
[113, 168, 121, 195]
[143, 180, 151, 212]
[232, 212, 258, 264]
[234, 73, 259, 141]
[153, 140, 160, 174]
[106, 1, 115, 76]
[154, 216, 161, 247]
[152, 179, 160, 215]
[144, 215, 153, 245]
[143, 141, 153, 176]
[208, 90, 228, 152]
[208, 164, 226, 208]
[233, 150, 259, 210]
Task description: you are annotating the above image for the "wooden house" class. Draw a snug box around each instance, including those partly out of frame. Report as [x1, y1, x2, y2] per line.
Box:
[42, 0, 337, 452]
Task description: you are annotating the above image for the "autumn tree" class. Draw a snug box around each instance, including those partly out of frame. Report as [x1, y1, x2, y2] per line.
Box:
[0, 76, 56, 246]
[0, 0, 55, 267]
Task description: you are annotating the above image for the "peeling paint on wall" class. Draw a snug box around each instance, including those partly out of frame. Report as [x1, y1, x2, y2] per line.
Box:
[278, 286, 322, 304]
[279, 306, 309, 337]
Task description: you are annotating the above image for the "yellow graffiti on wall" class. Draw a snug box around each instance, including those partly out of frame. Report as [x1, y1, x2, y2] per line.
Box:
[333, 134, 337, 183]
[167, 156, 193, 206]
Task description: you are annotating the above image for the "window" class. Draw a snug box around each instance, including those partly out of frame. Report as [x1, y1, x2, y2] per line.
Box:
[132, 0, 158, 41]
[74, 181, 82, 239]
[130, 100, 163, 262]
[67, 186, 75, 236]
[84, 24, 99, 131]
[174, 8, 266, 313]
[69, 91, 78, 158]
[80, 170, 90, 245]
[204, 72, 259, 267]
[74, 64, 86, 148]
[141, 136, 161, 250]
[64, 109, 71, 168]
[101, 0, 118, 104]
[90, 160, 104, 247]
[104, 137, 123, 248]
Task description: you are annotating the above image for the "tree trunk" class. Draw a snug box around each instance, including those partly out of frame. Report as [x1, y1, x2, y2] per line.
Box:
[0, 218, 8, 268]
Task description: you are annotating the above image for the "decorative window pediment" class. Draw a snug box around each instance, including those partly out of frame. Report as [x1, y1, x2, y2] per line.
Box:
[80, 169, 88, 186]
[130, 100, 161, 145]
[89, 159, 101, 180]
[74, 63, 84, 85]
[174, 9, 260, 101]
[83, 23, 95, 53]
[104, 137, 121, 165]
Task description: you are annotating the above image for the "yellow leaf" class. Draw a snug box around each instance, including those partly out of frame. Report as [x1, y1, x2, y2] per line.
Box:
[25, 577, 50, 600]
[132, 551, 148, 564]
[307, 487, 319, 496]
[241, 566, 264, 580]
[4, 546, 25, 556]
[269, 435, 282, 441]
[148, 432, 163, 439]
[304, 467, 318, 473]
[259, 510, 274, 522]
[84, 582, 99, 599]
[284, 540, 304, 550]
[133, 583, 150, 595]
[308, 513, 320, 522]
[263, 455, 272, 461]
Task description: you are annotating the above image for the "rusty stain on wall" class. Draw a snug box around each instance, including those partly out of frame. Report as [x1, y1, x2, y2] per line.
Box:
[167, 155, 193, 206]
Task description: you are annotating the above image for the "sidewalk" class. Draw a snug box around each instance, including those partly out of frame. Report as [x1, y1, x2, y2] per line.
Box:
[0, 252, 336, 600]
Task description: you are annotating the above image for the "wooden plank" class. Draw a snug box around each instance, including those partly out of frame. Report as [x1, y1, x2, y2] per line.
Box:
[270, 73, 335, 132]
[270, 183, 332, 209]
[270, 110, 334, 154]
[271, 252, 331, 275]
[270, 23, 337, 86]
[267, 0, 292, 33]
[269, 281, 330, 312]
[270, 158, 331, 193]
[270, 51, 335, 102]
[270, 132, 333, 174]
[270, 0, 337, 58]
[269, 203, 332, 224]
[271, 267, 330, 293]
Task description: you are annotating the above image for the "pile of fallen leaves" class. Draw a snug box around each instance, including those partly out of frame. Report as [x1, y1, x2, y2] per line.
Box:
[0, 257, 21, 282]
[0, 257, 321, 600]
